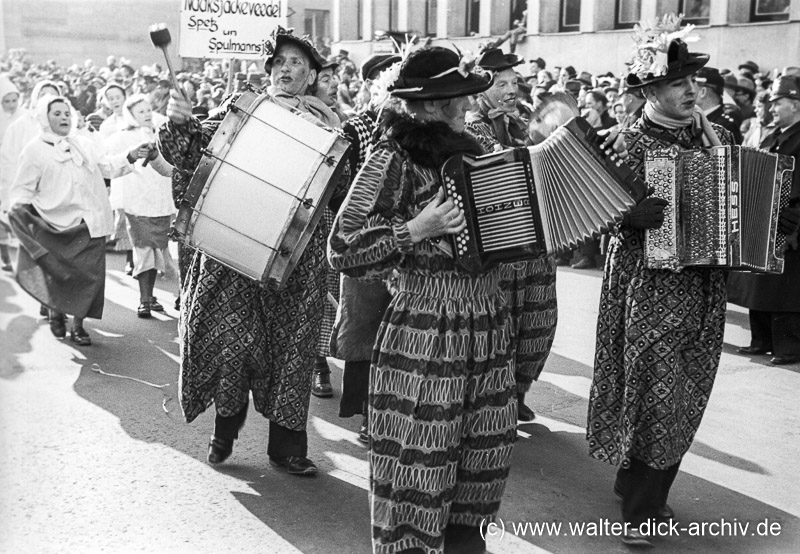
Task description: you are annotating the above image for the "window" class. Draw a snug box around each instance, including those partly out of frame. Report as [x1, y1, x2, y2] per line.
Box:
[373, 0, 400, 33]
[511, 0, 527, 25]
[614, 0, 641, 29]
[750, 0, 791, 22]
[560, 0, 581, 32]
[339, 0, 362, 40]
[680, 0, 710, 25]
[466, 0, 480, 36]
[304, 10, 330, 43]
[425, 0, 438, 37]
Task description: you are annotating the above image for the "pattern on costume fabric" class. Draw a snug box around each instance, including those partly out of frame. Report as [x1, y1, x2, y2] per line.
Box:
[370, 272, 516, 554]
[179, 225, 326, 429]
[586, 120, 731, 471]
[498, 258, 558, 390]
[343, 111, 378, 172]
[315, 207, 339, 357]
[466, 120, 559, 391]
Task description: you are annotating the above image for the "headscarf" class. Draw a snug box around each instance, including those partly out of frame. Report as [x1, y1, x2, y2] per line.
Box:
[36, 94, 93, 167]
[644, 102, 722, 147]
[121, 93, 152, 130]
[28, 79, 60, 110]
[0, 75, 20, 103]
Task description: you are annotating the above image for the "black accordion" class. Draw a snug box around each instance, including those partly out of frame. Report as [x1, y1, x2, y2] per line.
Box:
[440, 117, 647, 272]
[644, 145, 795, 273]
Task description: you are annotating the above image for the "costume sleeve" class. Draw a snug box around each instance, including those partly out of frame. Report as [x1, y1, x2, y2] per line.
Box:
[96, 150, 134, 180]
[9, 145, 42, 206]
[157, 116, 219, 208]
[466, 120, 500, 152]
[328, 146, 414, 279]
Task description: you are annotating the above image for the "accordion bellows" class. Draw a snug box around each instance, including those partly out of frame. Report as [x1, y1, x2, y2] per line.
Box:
[644, 145, 795, 273]
[441, 117, 647, 273]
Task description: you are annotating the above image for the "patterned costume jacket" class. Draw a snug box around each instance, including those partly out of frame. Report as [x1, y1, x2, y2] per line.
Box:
[586, 116, 733, 470]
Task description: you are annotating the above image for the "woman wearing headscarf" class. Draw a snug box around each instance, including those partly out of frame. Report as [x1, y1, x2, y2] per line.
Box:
[0, 74, 22, 271]
[7, 95, 151, 345]
[105, 94, 173, 318]
[328, 46, 517, 554]
[96, 83, 134, 271]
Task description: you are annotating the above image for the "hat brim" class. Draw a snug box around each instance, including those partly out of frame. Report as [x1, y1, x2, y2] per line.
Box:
[480, 59, 524, 72]
[264, 35, 322, 73]
[625, 53, 709, 88]
[390, 73, 493, 100]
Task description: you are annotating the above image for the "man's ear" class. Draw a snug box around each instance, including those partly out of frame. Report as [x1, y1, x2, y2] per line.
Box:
[307, 69, 317, 88]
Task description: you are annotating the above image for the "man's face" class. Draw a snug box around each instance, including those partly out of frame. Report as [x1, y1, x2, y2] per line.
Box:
[734, 89, 753, 107]
[314, 68, 339, 106]
[769, 97, 800, 129]
[646, 75, 699, 119]
[483, 68, 518, 114]
[270, 44, 316, 96]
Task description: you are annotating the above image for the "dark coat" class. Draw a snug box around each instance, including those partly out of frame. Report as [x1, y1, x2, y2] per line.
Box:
[707, 104, 743, 144]
[728, 120, 800, 311]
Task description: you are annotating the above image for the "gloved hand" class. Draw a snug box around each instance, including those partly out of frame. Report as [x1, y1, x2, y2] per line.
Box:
[622, 196, 668, 229]
[146, 144, 159, 162]
[778, 204, 800, 236]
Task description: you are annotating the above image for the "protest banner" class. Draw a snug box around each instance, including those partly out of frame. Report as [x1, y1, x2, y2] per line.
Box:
[179, 0, 288, 60]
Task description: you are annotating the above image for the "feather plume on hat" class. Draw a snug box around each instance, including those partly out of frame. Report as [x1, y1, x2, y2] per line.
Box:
[628, 13, 699, 82]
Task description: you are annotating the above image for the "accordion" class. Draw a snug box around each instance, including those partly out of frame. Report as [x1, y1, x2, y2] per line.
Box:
[440, 117, 647, 272]
[644, 145, 795, 273]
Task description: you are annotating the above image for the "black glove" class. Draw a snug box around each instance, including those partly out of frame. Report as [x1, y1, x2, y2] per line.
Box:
[778, 205, 800, 236]
[622, 196, 668, 230]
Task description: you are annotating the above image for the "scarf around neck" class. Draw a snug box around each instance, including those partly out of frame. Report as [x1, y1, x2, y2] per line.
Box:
[476, 95, 527, 147]
[268, 87, 341, 128]
[36, 94, 94, 168]
[644, 102, 722, 147]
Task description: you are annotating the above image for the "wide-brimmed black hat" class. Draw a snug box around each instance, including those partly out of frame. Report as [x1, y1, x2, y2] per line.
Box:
[626, 39, 709, 88]
[476, 48, 523, 72]
[263, 26, 322, 73]
[389, 47, 492, 100]
[361, 54, 401, 81]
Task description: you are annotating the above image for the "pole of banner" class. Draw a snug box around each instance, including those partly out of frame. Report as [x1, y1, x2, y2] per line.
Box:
[226, 58, 235, 95]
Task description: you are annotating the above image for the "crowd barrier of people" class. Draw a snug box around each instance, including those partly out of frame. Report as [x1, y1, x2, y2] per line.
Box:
[1, 13, 799, 551]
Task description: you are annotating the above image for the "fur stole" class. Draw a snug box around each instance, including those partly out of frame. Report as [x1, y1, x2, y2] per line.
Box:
[380, 111, 485, 169]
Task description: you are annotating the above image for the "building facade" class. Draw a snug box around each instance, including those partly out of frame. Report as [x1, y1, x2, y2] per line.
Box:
[332, 0, 800, 77]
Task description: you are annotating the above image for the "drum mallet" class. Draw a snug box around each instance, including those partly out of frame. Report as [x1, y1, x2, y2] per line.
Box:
[149, 23, 190, 103]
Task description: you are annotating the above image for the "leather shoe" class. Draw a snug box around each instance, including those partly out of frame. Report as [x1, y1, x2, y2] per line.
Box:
[770, 355, 800, 365]
[311, 370, 333, 398]
[207, 436, 234, 464]
[517, 393, 535, 422]
[357, 415, 369, 444]
[49, 314, 67, 339]
[657, 504, 674, 519]
[70, 327, 92, 347]
[737, 345, 770, 355]
[137, 302, 151, 318]
[39, 304, 50, 319]
[269, 455, 318, 476]
[621, 530, 653, 547]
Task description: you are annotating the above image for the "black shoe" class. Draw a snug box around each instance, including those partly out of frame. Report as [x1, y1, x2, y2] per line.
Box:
[737, 345, 770, 355]
[269, 456, 318, 476]
[69, 327, 92, 346]
[517, 393, 535, 422]
[613, 483, 625, 499]
[1, 262, 11, 272]
[49, 315, 67, 339]
[770, 355, 800, 365]
[124, 262, 134, 276]
[207, 436, 234, 464]
[137, 302, 151, 318]
[311, 370, 333, 398]
[149, 297, 165, 312]
[657, 504, 674, 520]
[357, 415, 369, 444]
[39, 304, 49, 319]
[571, 257, 596, 270]
[621, 530, 653, 547]
[174, 296, 180, 310]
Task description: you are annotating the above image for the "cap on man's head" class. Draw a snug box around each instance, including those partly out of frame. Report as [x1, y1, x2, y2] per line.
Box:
[696, 67, 725, 96]
[529, 57, 546, 68]
[361, 54, 401, 81]
[476, 48, 523, 72]
[738, 60, 759, 74]
[769, 75, 800, 102]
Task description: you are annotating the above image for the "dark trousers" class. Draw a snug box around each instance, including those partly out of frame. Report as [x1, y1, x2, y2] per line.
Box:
[214, 401, 308, 458]
[398, 524, 484, 554]
[615, 458, 681, 526]
[338, 359, 370, 418]
[749, 309, 800, 356]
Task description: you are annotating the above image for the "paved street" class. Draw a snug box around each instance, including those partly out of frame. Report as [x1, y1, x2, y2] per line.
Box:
[1, 248, 798, 553]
